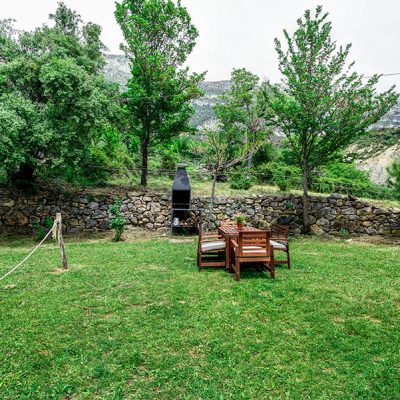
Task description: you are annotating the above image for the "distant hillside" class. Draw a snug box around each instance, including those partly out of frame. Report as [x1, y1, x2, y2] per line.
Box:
[104, 54, 400, 131]
[370, 100, 400, 130]
[346, 129, 400, 184]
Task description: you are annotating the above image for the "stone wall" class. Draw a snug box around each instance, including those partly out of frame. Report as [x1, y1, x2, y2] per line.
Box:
[1, 187, 400, 236]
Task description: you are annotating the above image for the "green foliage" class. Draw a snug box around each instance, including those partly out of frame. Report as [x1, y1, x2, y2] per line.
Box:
[229, 169, 256, 190]
[32, 216, 53, 241]
[387, 159, 400, 194]
[115, 0, 205, 186]
[312, 161, 397, 200]
[213, 68, 271, 168]
[339, 228, 350, 239]
[0, 3, 122, 185]
[234, 214, 246, 224]
[109, 199, 125, 242]
[251, 141, 277, 167]
[256, 162, 302, 191]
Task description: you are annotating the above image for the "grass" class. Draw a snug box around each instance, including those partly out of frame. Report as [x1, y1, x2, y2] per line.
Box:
[1, 234, 400, 399]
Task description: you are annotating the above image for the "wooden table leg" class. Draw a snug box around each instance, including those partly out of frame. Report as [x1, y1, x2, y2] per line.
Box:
[225, 235, 231, 272]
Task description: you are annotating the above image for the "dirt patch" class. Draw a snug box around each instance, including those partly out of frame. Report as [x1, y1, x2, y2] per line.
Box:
[3, 284, 17, 290]
[348, 236, 400, 246]
[333, 316, 345, 323]
[362, 315, 382, 324]
[51, 268, 68, 275]
[64, 227, 162, 244]
[169, 238, 194, 244]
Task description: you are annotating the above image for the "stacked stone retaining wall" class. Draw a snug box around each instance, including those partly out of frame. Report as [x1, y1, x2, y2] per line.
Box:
[1, 187, 399, 236]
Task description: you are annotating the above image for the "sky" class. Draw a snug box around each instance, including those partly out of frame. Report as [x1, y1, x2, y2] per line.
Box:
[2, 0, 400, 90]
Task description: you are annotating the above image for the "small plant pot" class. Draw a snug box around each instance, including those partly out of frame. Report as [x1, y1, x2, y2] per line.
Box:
[237, 222, 244, 230]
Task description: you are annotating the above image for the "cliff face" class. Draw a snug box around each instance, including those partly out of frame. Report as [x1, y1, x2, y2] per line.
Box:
[103, 54, 131, 90]
[370, 100, 400, 130]
[103, 54, 400, 131]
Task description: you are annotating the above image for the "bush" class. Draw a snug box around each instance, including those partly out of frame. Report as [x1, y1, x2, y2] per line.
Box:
[256, 162, 302, 191]
[109, 199, 125, 242]
[312, 162, 397, 200]
[229, 169, 256, 190]
[32, 216, 54, 241]
[388, 159, 400, 194]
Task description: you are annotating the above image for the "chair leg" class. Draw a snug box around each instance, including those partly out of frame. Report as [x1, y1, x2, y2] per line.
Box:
[287, 249, 291, 270]
[197, 251, 201, 271]
[235, 260, 240, 281]
[270, 260, 275, 279]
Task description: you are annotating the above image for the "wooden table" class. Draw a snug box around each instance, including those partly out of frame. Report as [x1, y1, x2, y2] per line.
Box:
[218, 225, 262, 271]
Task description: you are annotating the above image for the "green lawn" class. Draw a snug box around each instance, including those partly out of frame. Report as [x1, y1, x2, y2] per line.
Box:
[0, 235, 400, 399]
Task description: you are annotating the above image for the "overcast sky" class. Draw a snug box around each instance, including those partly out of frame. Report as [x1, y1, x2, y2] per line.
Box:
[3, 0, 400, 90]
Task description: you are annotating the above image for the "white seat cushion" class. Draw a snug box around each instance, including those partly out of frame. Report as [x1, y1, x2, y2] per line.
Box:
[270, 240, 287, 250]
[242, 245, 267, 255]
[201, 240, 226, 252]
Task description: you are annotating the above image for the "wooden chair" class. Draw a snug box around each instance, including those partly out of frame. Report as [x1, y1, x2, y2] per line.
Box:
[230, 231, 274, 281]
[197, 225, 226, 270]
[270, 224, 291, 269]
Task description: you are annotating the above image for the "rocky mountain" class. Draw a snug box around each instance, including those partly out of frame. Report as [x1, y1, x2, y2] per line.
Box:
[370, 100, 400, 130]
[104, 54, 400, 131]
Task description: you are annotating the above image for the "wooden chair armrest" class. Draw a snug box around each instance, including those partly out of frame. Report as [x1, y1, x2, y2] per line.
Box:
[202, 233, 223, 238]
[200, 236, 225, 243]
[271, 237, 288, 243]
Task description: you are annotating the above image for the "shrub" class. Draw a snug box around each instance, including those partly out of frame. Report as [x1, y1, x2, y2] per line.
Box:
[313, 161, 397, 200]
[388, 159, 400, 194]
[109, 199, 125, 242]
[339, 228, 350, 239]
[32, 216, 54, 241]
[264, 163, 302, 191]
[229, 169, 256, 190]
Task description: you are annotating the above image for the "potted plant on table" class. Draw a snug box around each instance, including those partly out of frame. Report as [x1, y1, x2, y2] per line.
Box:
[234, 215, 246, 231]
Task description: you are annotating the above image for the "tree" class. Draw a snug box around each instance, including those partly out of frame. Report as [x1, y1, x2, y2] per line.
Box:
[0, 3, 120, 185]
[214, 68, 270, 169]
[265, 6, 398, 232]
[115, 0, 205, 186]
[200, 129, 263, 229]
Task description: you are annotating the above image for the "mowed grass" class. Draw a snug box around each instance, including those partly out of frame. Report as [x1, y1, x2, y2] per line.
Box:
[0, 235, 400, 399]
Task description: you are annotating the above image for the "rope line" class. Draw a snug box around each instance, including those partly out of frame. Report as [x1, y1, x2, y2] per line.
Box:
[0, 221, 57, 283]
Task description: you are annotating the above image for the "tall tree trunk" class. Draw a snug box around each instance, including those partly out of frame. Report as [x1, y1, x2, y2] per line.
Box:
[246, 153, 252, 169]
[302, 166, 311, 234]
[207, 171, 218, 231]
[140, 138, 148, 187]
[246, 131, 256, 169]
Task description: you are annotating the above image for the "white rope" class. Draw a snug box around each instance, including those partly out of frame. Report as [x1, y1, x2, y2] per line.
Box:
[0, 221, 57, 283]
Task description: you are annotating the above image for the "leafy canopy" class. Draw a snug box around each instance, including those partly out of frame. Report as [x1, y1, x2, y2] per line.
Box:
[0, 2, 121, 185]
[213, 68, 271, 167]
